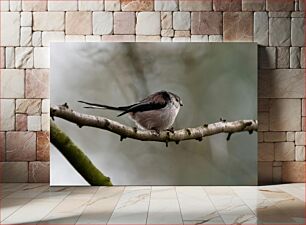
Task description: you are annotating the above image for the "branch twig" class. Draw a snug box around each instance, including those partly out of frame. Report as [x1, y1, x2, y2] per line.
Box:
[50, 121, 112, 186]
[50, 104, 257, 144]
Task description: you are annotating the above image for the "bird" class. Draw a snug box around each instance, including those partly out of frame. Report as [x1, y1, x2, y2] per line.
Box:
[78, 90, 183, 132]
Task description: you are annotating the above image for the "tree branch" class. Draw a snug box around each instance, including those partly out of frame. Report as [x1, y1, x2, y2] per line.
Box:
[50, 121, 112, 186]
[51, 104, 257, 144]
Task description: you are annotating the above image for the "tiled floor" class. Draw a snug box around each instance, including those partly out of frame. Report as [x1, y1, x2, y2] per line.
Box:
[0, 183, 305, 224]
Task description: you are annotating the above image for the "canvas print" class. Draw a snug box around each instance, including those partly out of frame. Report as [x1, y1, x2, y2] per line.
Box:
[50, 43, 257, 186]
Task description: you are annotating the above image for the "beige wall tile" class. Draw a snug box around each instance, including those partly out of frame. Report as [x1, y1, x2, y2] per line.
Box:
[33, 12, 64, 31]
[1, 12, 20, 46]
[295, 146, 305, 161]
[21, 12, 32, 27]
[191, 35, 208, 42]
[93, 12, 113, 35]
[66, 12, 92, 35]
[6, 132, 36, 161]
[78, 0, 104, 11]
[85, 35, 102, 42]
[0, 162, 28, 182]
[161, 12, 172, 29]
[173, 12, 190, 31]
[121, 0, 153, 11]
[179, 0, 212, 11]
[16, 114, 27, 131]
[41, 113, 50, 131]
[1, 69, 24, 98]
[27, 115, 41, 131]
[258, 112, 269, 131]
[33, 47, 50, 68]
[155, 0, 178, 11]
[259, 69, 304, 98]
[258, 162, 273, 185]
[16, 99, 41, 115]
[272, 165, 282, 184]
[266, 0, 294, 11]
[41, 99, 50, 113]
[254, 12, 268, 46]
[20, 27, 32, 47]
[114, 12, 135, 35]
[25, 69, 49, 98]
[48, 0, 77, 11]
[264, 132, 286, 142]
[213, 0, 242, 11]
[276, 47, 289, 68]
[101, 35, 135, 42]
[242, 0, 265, 11]
[42, 32, 65, 47]
[65, 35, 86, 42]
[173, 36, 190, 42]
[223, 12, 253, 41]
[5, 47, 15, 69]
[0, 99, 15, 131]
[136, 35, 161, 42]
[29, 161, 49, 182]
[258, 143, 274, 161]
[0, 48, 5, 69]
[10, 0, 22, 11]
[22, 0, 47, 11]
[282, 162, 305, 182]
[1, 0, 9, 11]
[37, 131, 50, 161]
[15, 47, 33, 68]
[105, 0, 120, 11]
[286, 132, 295, 142]
[208, 35, 222, 42]
[191, 12, 222, 35]
[269, 18, 291, 46]
[295, 132, 305, 146]
[258, 98, 269, 112]
[275, 142, 295, 161]
[270, 99, 301, 131]
[136, 12, 160, 35]
[32, 31, 42, 47]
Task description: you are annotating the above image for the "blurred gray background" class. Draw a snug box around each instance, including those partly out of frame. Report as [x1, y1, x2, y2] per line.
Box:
[50, 43, 257, 185]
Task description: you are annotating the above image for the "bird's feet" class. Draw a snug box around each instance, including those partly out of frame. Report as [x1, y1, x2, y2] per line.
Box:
[133, 127, 138, 133]
[166, 127, 175, 133]
[150, 128, 160, 135]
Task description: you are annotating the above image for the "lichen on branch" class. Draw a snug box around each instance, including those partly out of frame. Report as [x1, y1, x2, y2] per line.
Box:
[50, 104, 258, 145]
[50, 121, 112, 186]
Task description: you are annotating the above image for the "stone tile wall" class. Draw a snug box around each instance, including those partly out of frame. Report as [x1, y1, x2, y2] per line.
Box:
[0, 0, 305, 184]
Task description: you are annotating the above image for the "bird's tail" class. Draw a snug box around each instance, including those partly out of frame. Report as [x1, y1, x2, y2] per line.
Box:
[78, 100, 129, 111]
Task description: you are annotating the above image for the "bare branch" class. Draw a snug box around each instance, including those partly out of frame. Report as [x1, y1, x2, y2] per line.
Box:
[50, 104, 258, 144]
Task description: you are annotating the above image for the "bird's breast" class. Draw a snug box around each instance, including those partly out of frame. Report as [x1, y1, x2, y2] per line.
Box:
[129, 103, 179, 131]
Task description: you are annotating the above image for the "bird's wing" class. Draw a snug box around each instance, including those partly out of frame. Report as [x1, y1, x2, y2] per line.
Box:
[117, 102, 166, 117]
[117, 92, 170, 117]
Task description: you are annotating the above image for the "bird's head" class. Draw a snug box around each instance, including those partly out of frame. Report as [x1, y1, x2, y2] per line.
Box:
[168, 91, 183, 107]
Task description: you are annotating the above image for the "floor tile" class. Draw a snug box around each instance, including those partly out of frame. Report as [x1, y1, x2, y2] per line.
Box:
[2, 197, 68, 224]
[1, 197, 33, 221]
[176, 186, 217, 221]
[0, 183, 304, 224]
[5, 183, 49, 199]
[39, 188, 96, 224]
[108, 186, 150, 224]
[77, 187, 124, 224]
[147, 186, 183, 224]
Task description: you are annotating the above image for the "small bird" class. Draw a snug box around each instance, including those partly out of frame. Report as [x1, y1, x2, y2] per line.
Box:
[79, 91, 183, 132]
